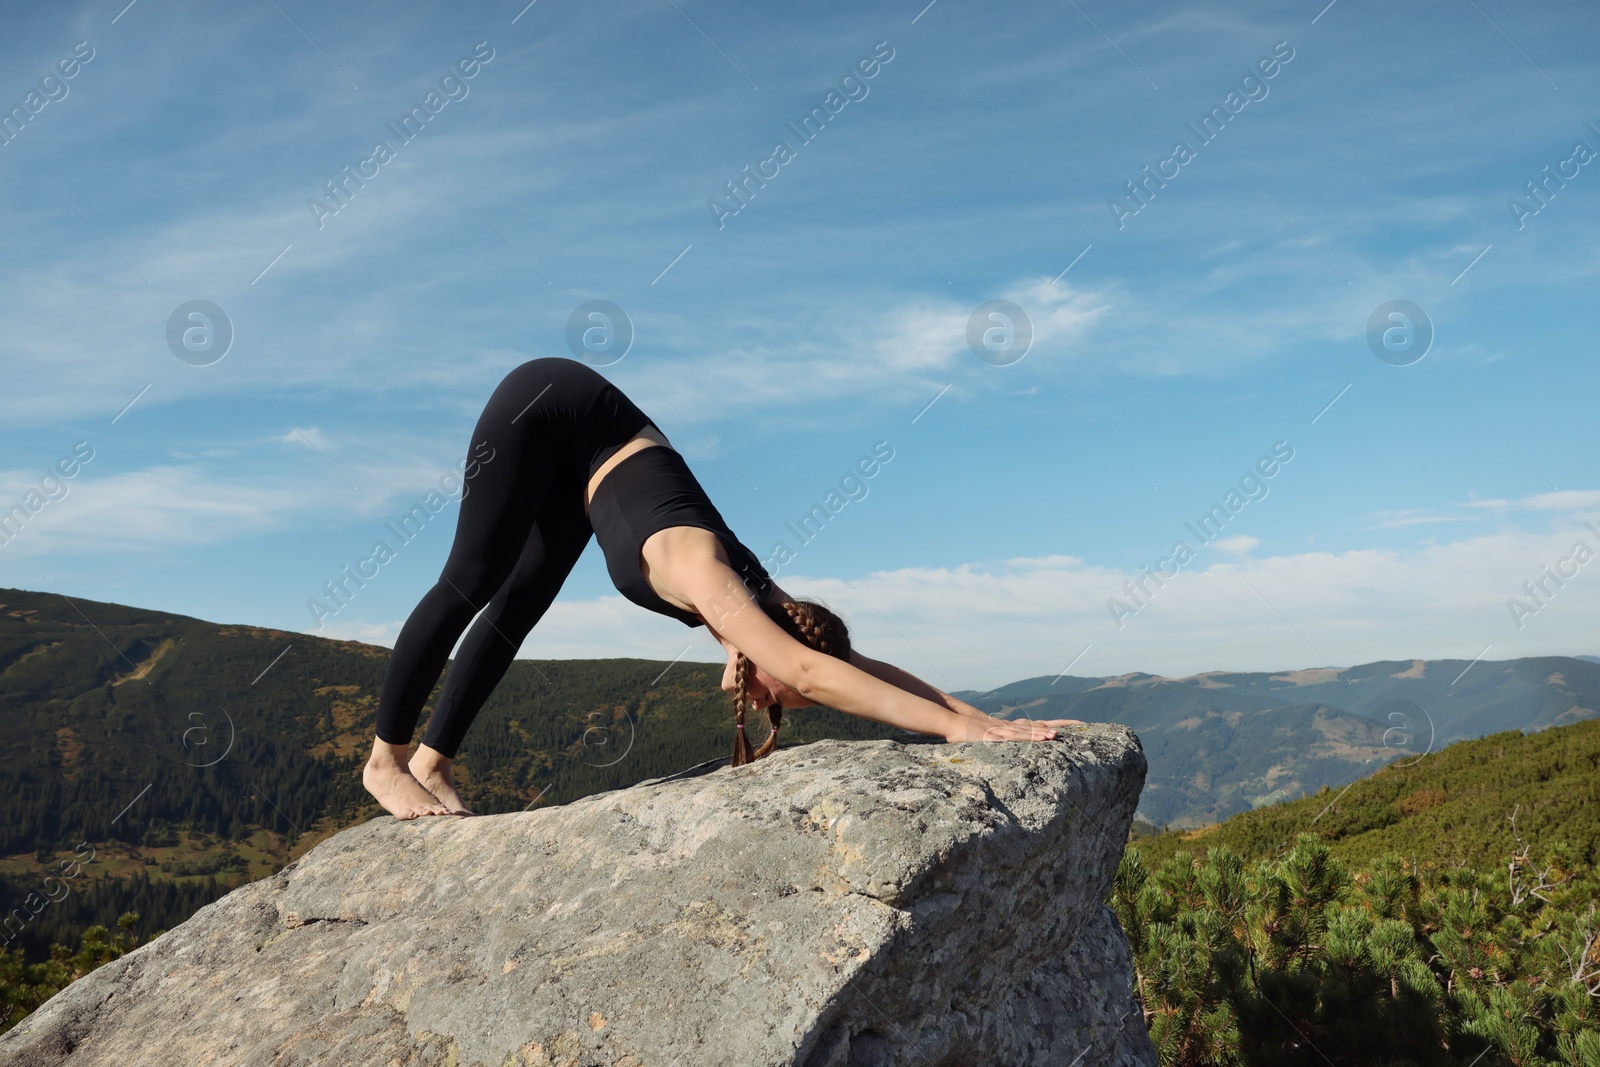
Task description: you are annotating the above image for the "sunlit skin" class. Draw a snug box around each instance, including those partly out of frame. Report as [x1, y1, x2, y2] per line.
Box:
[716, 643, 1087, 738]
[365, 427, 1085, 819]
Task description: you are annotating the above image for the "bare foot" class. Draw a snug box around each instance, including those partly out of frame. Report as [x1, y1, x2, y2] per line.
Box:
[364, 739, 457, 819]
[409, 744, 477, 815]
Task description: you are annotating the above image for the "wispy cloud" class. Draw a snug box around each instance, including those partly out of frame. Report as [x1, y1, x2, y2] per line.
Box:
[1365, 509, 1478, 530]
[275, 426, 332, 451]
[1463, 490, 1600, 513]
[1212, 535, 1258, 554]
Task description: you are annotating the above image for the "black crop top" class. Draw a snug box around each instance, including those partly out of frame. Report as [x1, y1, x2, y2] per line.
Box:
[587, 446, 774, 627]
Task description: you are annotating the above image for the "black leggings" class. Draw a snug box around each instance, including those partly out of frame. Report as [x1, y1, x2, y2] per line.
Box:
[374, 358, 652, 757]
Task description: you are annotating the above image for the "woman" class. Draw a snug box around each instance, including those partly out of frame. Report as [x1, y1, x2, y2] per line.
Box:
[363, 357, 1080, 819]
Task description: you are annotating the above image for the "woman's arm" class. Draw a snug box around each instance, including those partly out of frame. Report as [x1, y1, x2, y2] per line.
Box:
[759, 581, 977, 718]
[847, 650, 987, 718]
[692, 570, 1060, 742]
[849, 650, 1087, 727]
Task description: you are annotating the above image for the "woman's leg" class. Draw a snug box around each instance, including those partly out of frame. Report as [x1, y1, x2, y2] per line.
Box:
[365, 363, 569, 817]
[375, 450, 558, 741]
[409, 477, 593, 810]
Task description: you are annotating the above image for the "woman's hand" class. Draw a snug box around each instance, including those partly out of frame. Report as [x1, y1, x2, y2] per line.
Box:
[942, 714, 1077, 743]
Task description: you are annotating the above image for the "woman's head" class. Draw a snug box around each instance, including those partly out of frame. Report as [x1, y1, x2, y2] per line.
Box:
[722, 598, 851, 766]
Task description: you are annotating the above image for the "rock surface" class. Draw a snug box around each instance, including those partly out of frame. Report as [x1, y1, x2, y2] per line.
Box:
[2, 727, 1156, 1066]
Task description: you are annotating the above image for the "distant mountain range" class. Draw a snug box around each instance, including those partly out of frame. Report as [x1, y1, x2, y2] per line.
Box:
[957, 655, 1600, 827]
[2, 583, 1594, 960]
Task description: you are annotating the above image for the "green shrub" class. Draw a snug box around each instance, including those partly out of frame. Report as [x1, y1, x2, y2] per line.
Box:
[1117, 836, 1600, 1065]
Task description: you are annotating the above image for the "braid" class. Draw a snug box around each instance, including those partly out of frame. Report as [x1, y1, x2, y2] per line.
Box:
[729, 597, 852, 767]
[731, 652, 755, 766]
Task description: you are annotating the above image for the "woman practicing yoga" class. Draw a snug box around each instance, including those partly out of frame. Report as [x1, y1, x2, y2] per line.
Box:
[364, 357, 1081, 819]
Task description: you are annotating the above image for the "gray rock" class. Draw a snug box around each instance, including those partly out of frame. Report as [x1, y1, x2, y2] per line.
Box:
[2, 727, 1156, 1066]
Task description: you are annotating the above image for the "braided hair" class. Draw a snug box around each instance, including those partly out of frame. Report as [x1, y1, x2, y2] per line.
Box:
[730, 598, 851, 767]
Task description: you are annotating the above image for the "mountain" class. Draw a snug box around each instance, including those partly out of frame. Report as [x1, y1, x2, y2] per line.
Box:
[956, 656, 1600, 827]
[0, 586, 904, 964]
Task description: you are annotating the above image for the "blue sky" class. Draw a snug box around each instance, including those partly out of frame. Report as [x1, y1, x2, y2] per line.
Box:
[1, 0, 1596, 691]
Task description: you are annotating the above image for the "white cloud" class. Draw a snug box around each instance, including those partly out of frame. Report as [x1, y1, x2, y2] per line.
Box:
[1002, 276, 1113, 351]
[868, 299, 969, 373]
[1211, 535, 1258, 554]
[1365, 508, 1476, 529]
[1463, 491, 1600, 513]
[0, 465, 299, 559]
[276, 426, 333, 451]
[1365, 492, 1600, 531]
[626, 275, 1119, 430]
[0, 445, 482, 561]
